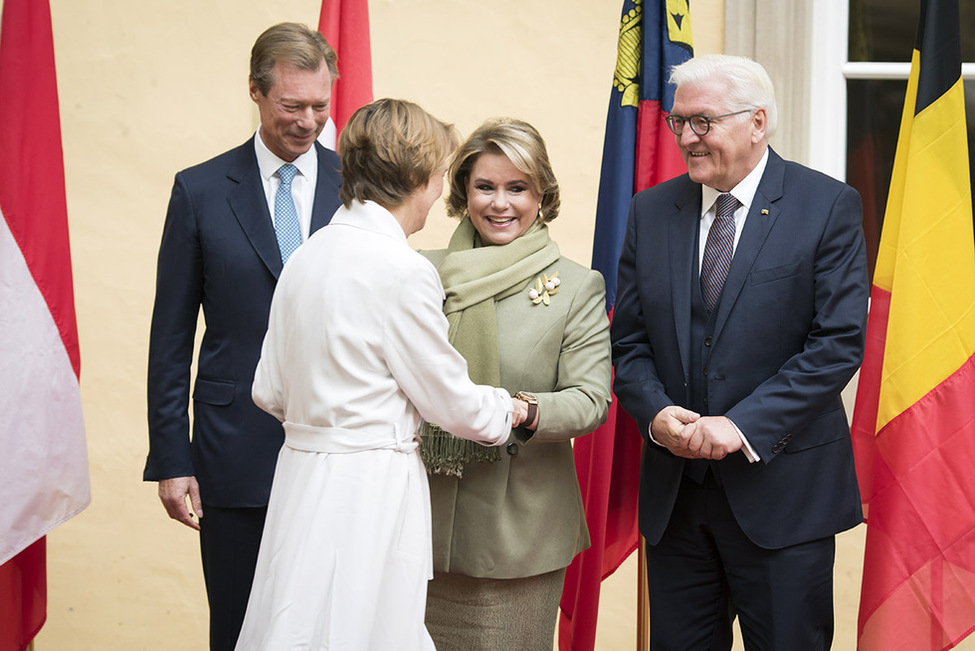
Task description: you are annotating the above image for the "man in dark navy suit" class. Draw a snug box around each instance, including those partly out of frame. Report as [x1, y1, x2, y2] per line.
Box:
[611, 54, 869, 650]
[144, 23, 342, 651]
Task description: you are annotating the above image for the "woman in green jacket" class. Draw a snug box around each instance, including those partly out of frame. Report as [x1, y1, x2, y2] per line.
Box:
[420, 118, 612, 651]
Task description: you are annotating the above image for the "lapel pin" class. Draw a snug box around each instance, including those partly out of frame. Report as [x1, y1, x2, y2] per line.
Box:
[761, 208, 769, 215]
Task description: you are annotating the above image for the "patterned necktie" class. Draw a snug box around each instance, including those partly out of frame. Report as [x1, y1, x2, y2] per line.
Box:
[274, 163, 302, 265]
[700, 193, 741, 313]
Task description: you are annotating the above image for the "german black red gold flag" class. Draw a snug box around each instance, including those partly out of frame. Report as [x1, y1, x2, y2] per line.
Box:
[851, 0, 975, 648]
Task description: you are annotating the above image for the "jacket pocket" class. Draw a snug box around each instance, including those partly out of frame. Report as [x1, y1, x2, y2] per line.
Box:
[192, 378, 236, 406]
[784, 407, 848, 453]
[749, 261, 801, 286]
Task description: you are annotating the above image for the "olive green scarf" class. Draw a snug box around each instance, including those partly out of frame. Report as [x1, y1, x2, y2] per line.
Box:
[419, 217, 559, 477]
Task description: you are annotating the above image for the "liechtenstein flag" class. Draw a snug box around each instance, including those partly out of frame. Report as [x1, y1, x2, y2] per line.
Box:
[559, 2, 692, 649]
[591, 0, 693, 306]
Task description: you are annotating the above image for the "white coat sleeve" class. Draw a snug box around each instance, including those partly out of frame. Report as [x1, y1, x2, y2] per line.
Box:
[383, 263, 511, 445]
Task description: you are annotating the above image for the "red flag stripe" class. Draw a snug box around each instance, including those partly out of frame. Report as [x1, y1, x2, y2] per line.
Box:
[0, 539, 46, 650]
[634, 100, 686, 192]
[318, 0, 373, 139]
[0, 0, 79, 378]
[855, 353, 975, 647]
[0, 1, 90, 648]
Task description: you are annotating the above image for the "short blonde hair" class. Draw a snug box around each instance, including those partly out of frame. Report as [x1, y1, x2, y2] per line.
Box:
[338, 98, 458, 209]
[446, 118, 561, 222]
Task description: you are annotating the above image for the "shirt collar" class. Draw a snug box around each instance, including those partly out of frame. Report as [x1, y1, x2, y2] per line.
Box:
[701, 147, 770, 217]
[254, 128, 318, 182]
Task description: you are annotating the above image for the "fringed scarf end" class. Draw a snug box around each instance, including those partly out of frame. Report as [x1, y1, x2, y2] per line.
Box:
[418, 422, 503, 478]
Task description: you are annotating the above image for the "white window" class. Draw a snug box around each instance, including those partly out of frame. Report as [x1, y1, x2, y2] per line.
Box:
[808, 0, 975, 275]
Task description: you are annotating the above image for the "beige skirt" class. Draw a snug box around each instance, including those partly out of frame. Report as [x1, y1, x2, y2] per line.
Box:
[425, 568, 566, 651]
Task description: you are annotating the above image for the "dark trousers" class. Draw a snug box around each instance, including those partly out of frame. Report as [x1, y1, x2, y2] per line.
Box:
[645, 473, 835, 651]
[199, 505, 267, 651]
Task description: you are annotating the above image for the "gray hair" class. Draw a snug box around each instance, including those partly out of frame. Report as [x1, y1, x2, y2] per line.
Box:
[669, 54, 777, 138]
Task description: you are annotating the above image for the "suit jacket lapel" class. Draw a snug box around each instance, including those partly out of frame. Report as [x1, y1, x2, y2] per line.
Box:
[310, 143, 341, 233]
[670, 180, 701, 380]
[712, 148, 785, 337]
[227, 139, 284, 279]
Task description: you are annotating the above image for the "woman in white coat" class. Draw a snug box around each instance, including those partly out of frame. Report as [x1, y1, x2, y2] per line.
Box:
[235, 99, 528, 651]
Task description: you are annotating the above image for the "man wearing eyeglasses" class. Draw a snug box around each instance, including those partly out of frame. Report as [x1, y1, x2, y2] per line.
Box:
[611, 54, 869, 650]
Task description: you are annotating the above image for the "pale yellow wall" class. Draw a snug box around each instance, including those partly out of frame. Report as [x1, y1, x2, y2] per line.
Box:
[23, 1, 863, 650]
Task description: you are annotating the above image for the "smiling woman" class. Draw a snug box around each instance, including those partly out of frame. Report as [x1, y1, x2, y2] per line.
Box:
[418, 118, 612, 651]
[464, 153, 541, 245]
[32, 1, 732, 649]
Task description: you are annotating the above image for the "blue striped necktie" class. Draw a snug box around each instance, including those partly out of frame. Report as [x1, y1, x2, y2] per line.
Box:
[700, 193, 740, 313]
[274, 163, 302, 265]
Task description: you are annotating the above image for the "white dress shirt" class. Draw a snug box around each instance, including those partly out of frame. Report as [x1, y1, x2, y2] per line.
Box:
[647, 149, 771, 463]
[697, 148, 770, 264]
[696, 148, 770, 463]
[254, 128, 319, 241]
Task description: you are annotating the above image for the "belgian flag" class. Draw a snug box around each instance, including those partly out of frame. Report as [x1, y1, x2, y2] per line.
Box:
[851, 0, 975, 649]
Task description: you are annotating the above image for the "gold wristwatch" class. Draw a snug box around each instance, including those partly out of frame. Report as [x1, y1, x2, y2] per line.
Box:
[514, 391, 538, 427]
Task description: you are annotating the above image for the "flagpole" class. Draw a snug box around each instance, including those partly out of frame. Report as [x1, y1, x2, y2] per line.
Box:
[564, 3, 692, 648]
[637, 540, 649, 650]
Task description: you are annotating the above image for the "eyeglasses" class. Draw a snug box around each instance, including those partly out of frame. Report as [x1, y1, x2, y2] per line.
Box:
[664, 109, 754, 137]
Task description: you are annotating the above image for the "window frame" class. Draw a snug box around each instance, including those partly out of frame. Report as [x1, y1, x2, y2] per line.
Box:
[807, 0, 975, 182]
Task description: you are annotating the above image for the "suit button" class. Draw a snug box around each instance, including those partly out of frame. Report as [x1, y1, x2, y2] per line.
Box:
[506, 442, 519, 456]
[772, 443, 784, 453]
[703, 367, 708, 375]
[704, 337, 713, 347]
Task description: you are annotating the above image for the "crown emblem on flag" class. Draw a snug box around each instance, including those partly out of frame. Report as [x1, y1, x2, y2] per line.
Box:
[613, 1, 642, 109]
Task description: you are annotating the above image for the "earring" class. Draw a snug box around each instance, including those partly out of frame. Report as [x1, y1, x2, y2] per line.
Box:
[537, 204, 544, 221]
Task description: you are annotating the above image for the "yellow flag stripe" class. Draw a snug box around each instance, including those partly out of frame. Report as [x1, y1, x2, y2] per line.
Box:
[873, 52, 975, 432]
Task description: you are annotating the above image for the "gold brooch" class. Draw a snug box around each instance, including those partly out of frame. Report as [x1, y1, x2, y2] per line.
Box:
[528, 272, 560, 306]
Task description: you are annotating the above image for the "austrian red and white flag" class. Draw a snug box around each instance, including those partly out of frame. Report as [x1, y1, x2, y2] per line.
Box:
[317, 0, 373, 149]
[0, 0, 91, 647]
